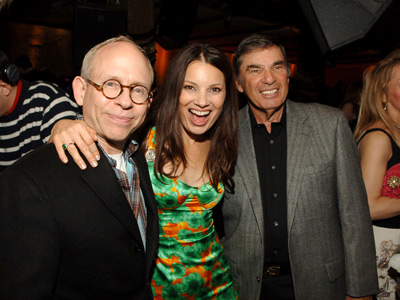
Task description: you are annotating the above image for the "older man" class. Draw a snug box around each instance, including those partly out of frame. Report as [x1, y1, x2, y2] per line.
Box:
[220, 34, 378, 300]
[0, 36, 158, 300]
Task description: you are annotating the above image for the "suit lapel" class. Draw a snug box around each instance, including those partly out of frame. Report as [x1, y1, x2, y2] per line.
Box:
[81, 152, 145, 247]
[134, 153, 157, 220]
[237, 107, 264, 238]
[133, 152, 159, 279]
[286, 100, 311, 231]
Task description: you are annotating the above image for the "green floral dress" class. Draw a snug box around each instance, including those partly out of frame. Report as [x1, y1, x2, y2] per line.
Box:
[146, 128, 239, 300]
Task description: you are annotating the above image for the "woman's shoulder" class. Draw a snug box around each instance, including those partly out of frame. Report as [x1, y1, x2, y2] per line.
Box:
[358, 130, 393, 166]
[359, 125, 393, 155]
[360, 122, 393, 141]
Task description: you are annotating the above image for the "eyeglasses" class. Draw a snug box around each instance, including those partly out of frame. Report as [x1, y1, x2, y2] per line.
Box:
[85, 78, 152, 104]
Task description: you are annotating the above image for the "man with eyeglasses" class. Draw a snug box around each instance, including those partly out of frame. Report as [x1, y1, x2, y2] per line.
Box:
[0, 36, 159, 300]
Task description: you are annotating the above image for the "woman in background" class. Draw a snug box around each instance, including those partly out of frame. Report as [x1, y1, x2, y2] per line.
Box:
[339, 82, 362, 131]
[354, 49, 400, 300]
[50, 43, 239, 299]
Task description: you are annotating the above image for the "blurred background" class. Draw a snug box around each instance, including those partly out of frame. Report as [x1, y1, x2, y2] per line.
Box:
[1, 0, 399, 106]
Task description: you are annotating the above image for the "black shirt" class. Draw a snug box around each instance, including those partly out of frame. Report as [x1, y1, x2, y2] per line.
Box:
[249, 106, 290, 269]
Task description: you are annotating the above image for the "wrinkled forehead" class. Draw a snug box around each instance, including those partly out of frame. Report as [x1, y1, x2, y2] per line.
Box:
[90, 42, 152, 86]
[240, 46, 284, 68]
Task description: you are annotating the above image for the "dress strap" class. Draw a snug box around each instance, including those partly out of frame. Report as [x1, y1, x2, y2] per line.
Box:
[358, 128, 393, 144]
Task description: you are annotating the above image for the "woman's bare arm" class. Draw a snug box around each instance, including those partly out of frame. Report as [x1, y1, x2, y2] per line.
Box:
[359, 130, 400, 220]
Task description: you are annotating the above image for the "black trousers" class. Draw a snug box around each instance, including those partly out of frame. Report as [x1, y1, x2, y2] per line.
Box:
[260, 273, 295, 300]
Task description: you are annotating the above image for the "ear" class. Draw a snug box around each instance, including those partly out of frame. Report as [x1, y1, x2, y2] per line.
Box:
[382, 93, 388, 105]
[0, 81, 12, 97]
[235, 79, 244, 93]
[146, 96, 153, 109]
[72, 76, 87, 106]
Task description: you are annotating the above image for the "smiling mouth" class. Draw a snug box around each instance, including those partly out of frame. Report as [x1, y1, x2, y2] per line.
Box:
[109, 114, 134, 123]
[261, 89, 278, 95]
[189, 109, 210, 117]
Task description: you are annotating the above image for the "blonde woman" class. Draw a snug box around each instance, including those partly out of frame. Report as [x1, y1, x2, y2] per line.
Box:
[355, 49, 400, 300]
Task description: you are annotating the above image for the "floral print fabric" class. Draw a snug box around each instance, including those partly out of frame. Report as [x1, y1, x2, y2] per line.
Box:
[373, 226, 400, 300]
[147, 127, 238, 299]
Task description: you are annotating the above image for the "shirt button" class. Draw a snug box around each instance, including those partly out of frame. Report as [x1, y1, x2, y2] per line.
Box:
[270, 140, 274, 144]
[271, 165, 276, 170]
[273, 193, 278, 198]
[274, 222, 279, 227]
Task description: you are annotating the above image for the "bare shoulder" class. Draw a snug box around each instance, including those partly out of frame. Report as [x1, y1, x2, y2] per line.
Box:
[360, 124, 392, 145]
[359, 126, 392, 160]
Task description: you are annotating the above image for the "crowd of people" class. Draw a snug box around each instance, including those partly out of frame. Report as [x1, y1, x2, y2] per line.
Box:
[1, 31, 400, 300]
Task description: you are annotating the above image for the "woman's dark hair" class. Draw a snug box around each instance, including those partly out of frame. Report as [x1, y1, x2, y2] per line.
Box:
[151, 43, 238, 192]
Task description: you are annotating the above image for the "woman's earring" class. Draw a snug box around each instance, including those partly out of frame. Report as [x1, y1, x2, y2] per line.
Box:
[384, 102, 387, 111]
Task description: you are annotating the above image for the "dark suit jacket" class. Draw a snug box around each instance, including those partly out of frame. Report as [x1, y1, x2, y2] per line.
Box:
[221, 101, 379, 300]
[0, 143, 158, 300]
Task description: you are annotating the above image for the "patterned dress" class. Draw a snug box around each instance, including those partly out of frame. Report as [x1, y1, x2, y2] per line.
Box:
[146, 127, 239, 300]
[359, 128, 400, 300]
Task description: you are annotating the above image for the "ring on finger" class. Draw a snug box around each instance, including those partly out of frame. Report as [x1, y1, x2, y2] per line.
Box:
[62, 143, 75, 150]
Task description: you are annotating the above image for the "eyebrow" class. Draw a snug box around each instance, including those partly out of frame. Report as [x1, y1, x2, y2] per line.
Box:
[107, 77, 150, 89]
[246, 60, 285, 70]
[272, 60, 285, 67]
[246, 64, 264, 70]
[183, 80, 225, 87]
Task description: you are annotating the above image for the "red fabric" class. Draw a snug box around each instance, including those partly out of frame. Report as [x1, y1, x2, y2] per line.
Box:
[381, 164, 400, 198]
[4, 80, 22, 116]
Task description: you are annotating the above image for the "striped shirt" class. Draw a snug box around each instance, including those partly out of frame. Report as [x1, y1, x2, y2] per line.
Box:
[0, 79, 78, 172]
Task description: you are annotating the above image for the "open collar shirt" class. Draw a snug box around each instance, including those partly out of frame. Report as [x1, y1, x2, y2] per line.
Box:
[99, 140, 148, 249]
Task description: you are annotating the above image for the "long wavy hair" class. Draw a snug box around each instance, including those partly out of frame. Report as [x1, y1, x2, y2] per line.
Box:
[354, 49, 400, 147]
[151, 43, 238, 192]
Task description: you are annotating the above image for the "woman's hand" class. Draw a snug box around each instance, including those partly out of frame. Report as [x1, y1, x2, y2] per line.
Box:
[49, 119, 99, 170]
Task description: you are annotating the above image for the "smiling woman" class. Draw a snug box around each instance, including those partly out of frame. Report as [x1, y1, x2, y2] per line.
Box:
[178, 60, 226, 143]
[151, 43, 238, 192]
[146, 43, 239, 298]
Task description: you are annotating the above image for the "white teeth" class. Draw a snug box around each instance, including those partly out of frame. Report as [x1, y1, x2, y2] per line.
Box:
[261, 89, 278, 95]
[190, 109, 210, 116]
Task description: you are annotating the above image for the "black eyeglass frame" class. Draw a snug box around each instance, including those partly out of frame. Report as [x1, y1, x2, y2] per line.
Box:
[85, 78, 152, 104]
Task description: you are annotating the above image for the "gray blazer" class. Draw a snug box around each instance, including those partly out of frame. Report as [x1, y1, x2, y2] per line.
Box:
[221, 100, 378, 300]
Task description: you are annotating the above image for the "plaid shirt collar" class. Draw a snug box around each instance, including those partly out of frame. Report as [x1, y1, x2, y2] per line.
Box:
[98, 139, 147, 248]
[98, 139, 139, 167]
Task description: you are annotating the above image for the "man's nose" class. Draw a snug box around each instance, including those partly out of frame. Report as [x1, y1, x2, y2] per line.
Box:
[114, 87, 134, 109]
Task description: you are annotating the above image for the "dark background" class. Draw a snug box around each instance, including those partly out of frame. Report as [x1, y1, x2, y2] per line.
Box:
[1, 0, 399, 106]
